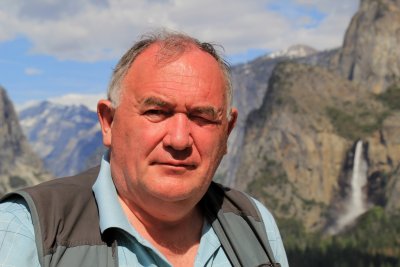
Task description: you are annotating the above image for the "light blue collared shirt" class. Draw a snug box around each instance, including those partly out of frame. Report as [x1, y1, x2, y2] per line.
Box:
[0, 153, 289, 267]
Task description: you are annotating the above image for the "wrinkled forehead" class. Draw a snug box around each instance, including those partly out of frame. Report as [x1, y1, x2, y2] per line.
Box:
[122, 43, 226, 98]
[131, 42, 221, 72]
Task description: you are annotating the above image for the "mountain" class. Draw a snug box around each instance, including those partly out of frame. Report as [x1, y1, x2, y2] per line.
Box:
[0, 86, 50, 196]
[19, 101, 104, 177]
[232, 0, 400, 263]
[216, 45, 339, 186]
[337, 0, 400, 94]
[223, 0, 400, 192]
[235, 61, 400, 230]
[229, 0, 400, 227]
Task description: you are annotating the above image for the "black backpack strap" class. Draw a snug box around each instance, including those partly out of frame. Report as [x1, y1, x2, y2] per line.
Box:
[202, 182, 281, 267]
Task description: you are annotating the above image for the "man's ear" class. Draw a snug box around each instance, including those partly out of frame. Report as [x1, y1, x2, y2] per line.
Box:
[223, 108, 238, 155]
[227, 108, 238, 137]
[97, 100, 114, 148]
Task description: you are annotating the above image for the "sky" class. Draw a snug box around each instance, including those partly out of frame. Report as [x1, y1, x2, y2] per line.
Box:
[0, 0, 360, 110]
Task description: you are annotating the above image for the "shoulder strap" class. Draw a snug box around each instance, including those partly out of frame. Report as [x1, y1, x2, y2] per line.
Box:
[202, 182, 281, 267]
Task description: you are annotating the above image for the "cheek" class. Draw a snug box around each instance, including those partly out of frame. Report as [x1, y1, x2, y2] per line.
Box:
[192, 126, 227, 157]
[122, 120, 166, 155]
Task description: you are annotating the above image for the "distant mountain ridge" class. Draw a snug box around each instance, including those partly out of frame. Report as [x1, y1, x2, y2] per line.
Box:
[19, 101, 103, 177]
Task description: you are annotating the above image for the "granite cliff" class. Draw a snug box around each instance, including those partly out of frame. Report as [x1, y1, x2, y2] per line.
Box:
[338, 0, 400, 93]
[234, 0, 400, 235]
[0, 87, 49, 196]
[216, 45, 337, 186]
[235, 62, 400, 231]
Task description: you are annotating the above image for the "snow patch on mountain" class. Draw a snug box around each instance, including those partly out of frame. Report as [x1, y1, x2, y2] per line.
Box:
[17, 93, 105, 112]
[265, 44, 318, 59]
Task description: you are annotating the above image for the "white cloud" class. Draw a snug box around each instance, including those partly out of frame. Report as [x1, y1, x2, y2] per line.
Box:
[17, 93, 105, 112]
[25, 67, 43, 76]
[48, 93, 106, 111]
[0, 0, 360, 61]
[16, 99, 41, 112]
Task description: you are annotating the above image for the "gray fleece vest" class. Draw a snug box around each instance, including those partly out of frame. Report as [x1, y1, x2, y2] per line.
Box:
[2, 166, 280, 267]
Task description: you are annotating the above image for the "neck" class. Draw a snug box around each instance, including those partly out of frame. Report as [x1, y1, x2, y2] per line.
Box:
[118, 195, 204, 266]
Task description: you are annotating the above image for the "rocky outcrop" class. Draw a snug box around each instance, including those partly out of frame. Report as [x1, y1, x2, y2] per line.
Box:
[234, 62, 400, 231]
[230, 0, 400, 234]
[365, 111, 400, 212]
[217, 46, 339, 186]
[235, 63, 356, 230]
[0, 87, 50, 196]
[338, 0, 400, 94]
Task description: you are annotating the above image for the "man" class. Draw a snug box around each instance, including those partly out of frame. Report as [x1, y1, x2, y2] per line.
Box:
[0, 31, 288, 267]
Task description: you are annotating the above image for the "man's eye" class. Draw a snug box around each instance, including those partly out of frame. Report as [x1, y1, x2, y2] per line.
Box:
[144, 110, 170, 121]
[145, 110, 165, 115]
[189, 115, 215, 125]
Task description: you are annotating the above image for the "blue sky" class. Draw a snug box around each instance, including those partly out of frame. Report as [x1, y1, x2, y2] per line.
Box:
[0, 0, 359, 107]
[0, 37, 112, 105]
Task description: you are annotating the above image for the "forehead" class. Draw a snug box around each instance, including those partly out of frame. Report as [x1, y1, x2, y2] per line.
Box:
[122, 43, 226, 104]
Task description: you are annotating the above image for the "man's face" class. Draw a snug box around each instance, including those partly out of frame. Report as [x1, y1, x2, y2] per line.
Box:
[98, 44, 237, 219]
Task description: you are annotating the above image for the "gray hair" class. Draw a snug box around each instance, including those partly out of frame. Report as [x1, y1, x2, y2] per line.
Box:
[107, 30, 233, 117]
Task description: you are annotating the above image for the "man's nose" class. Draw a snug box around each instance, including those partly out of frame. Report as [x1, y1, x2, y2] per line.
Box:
[163, 113, 193, 150]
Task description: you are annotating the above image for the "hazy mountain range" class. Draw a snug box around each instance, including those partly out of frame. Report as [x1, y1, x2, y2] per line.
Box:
[18, 101, 103, 177]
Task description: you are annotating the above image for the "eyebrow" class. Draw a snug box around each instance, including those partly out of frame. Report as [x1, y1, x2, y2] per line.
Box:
[191, 106, 221, 120]
[142, 97, 172, 108]
[141, 96, 221, 120]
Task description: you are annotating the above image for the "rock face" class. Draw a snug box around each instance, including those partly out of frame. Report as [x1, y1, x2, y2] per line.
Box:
[0, 87, 49, 196]
[233, 0, 400, 232]
[235, 63, 359, 230]
[366, 110, 400, 212]
[338, 0, 400, 94]
[235, 61, 400, 231]
[216, 46, 338, 186]
[19, 101, 104, 177]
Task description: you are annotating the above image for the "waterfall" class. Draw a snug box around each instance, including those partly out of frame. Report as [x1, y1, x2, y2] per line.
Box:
[336, 140, 368, 230]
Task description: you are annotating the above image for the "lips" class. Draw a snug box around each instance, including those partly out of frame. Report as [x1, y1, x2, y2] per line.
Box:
[151, 161, 197, 170]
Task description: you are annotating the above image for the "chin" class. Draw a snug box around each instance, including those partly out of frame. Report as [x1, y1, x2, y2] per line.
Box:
[147, 180, 205, 203]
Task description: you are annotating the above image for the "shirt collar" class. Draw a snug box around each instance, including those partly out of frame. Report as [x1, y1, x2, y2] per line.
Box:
[92, 150, 172, 264]
[92, 150, 133, 235]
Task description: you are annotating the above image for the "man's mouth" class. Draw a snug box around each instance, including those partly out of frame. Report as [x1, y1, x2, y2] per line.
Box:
[151, 161, 196, 170]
